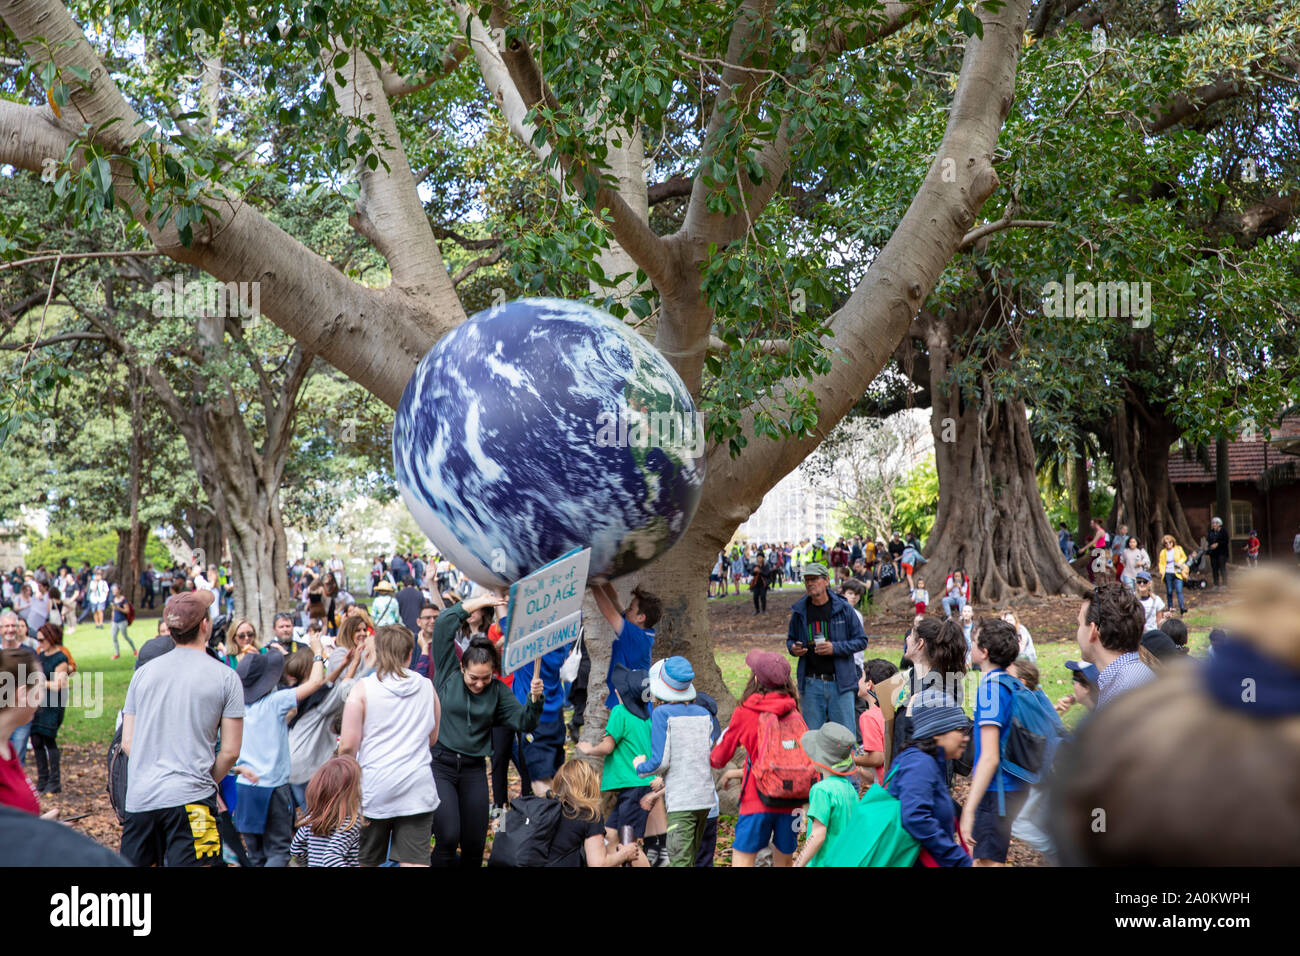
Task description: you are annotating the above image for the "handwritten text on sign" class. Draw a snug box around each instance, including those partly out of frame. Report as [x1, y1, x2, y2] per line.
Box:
[502, 547, 590, 674]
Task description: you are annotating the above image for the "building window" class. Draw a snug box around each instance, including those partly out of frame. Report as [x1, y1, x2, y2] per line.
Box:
[1231, 501, 1253, 538]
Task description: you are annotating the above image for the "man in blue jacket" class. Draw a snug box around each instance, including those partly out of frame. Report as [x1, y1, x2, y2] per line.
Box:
[786, 563, 868, 732]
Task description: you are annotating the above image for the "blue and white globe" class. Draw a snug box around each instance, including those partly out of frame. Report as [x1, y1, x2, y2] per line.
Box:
[393, 297, 706, 588]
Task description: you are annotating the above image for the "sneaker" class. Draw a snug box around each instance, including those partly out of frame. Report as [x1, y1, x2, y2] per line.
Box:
[112, 654, 120, 660]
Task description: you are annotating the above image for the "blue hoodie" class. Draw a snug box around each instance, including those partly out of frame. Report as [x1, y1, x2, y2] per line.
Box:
[888, 745, 970, 867]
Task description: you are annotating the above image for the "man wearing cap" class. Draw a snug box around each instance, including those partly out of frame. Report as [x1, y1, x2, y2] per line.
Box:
[787, 563, 868, 733]
[1075, 583, 1155, 711]
[119, 589, 245, 866]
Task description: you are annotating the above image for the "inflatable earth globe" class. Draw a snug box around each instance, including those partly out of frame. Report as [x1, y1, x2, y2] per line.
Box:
[393, 297, 706, 588]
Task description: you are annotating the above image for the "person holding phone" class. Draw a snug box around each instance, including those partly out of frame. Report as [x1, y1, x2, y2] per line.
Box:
[786, 563, 868, 733]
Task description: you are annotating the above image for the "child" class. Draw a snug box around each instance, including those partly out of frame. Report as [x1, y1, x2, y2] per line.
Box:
[633, 657, 718, 866]
[899, 543, 926, 590]
[1244, 531, 1260, 568]
[887, 690, 972, 866]
[1055, 660, 1100, 717]
[290, 755, 364, 866]
[233, 636, 326, 866]
[709, 650, 803, 867]
[1006, 659, 1067, 860]
[591, 582, 661, 709]
[793, 722, 858, 867]
[1134, 572, 1165, 631]
[959, 617, 1028, 867]
[910, 577, 928, 615]
[854, 658, 898, 788]
[576, 665, 664, 863]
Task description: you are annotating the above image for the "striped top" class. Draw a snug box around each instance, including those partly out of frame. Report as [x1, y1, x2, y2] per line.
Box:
[289, 823, 361, 867]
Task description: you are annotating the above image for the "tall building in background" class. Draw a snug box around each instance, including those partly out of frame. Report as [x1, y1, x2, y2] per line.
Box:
[735, 469, 838, 543]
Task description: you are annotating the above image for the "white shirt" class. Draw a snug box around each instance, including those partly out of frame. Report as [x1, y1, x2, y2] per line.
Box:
[1139, 593, 1166, 631]
[357, 671, 439, 818]
[88, 579, 109, 603]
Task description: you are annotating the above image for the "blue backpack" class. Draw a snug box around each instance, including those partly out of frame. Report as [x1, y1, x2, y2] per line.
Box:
[987, 672, 1065, 815]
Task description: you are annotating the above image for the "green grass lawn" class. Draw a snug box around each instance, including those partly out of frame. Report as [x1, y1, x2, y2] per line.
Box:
[58, 617, 165, 746]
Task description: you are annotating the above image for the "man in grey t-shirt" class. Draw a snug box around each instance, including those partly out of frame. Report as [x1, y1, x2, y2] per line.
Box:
[120, 590, 244, 866]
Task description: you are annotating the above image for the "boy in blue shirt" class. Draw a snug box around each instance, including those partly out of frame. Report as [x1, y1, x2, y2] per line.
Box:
[960, 617, 1028, 866]
[590, 582, 661, 710]
[511, 642, 572, 796]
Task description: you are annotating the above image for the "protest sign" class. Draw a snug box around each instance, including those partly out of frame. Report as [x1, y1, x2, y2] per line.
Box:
[501, 547, 591, 674]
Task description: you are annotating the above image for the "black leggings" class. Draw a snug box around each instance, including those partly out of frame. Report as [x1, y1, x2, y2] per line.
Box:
[752, 586, 767, 613]
[490, 725, 530, 808]
[431, 744, 490, 868]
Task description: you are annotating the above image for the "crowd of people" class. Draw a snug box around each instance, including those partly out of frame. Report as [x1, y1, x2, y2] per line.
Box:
[2, 523, 1299, 869]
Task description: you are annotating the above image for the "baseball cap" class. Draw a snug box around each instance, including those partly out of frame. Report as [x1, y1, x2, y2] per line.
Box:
[164, 589, 214, 634]
[1066, 659, 1100, 686]
[803, 562, 830, 579]
[1135, 570, 1152, 582]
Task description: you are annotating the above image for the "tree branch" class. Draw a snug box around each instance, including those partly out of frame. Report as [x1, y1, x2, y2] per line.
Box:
[0, 0, 444, 407]
[452, 247, 506, 285]
[647, 175, 695, 205]
[959, 217, 1056, 249]
[462, 2, 673, 290]
[701, 0, 1034, 517]
[0, 330, 106, 349]
[379, 38, 471, 99]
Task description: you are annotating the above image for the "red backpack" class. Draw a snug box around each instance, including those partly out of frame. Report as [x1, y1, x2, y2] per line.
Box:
[751, 708, 818, 808]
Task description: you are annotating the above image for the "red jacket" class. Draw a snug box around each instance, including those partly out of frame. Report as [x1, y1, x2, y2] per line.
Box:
[710, 692, 799, 815]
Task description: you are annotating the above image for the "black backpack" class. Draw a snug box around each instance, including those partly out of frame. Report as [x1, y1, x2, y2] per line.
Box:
[106, 723, 129, 825]
[487, 795, 581, 867]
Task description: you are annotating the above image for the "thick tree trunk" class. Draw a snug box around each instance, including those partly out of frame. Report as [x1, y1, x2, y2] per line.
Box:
[181, 506, 224, 572]
[113, 523, 146, 605]
[1214, 433, 1232, 536]
[1073, 436, 1091, 549]
[1109, 395, 1195, 551]
[926, 384, 1089, 604]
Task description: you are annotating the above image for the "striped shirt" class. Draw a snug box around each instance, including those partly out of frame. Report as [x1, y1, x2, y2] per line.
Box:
[1096, 652, 1156, 709]
[290, 823, 361, 867]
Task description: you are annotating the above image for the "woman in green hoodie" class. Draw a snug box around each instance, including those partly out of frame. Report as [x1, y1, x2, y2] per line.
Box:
[430, 593, 543, 867]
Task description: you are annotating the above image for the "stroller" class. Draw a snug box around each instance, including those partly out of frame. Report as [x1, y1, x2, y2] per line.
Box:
[1182, 545, 1211, 590]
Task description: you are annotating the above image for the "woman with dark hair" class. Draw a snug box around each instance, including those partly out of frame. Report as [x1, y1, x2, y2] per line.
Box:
[709, 649, 802, 867]
[894, 617, 968, 765]
[430, 593, 543, 867]
[31, 624, 70, 795]
[886, 690, 972, 866]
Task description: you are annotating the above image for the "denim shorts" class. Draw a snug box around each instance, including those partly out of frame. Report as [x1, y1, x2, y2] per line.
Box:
[604, 786, 652, 839]
[732, 810, 798, 855]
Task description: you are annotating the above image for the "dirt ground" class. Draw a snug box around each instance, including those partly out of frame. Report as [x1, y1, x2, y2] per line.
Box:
[39, 579, 1229, 866]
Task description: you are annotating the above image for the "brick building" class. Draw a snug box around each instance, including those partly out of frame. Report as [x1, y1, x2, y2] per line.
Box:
[1168, 417, 1300, 559]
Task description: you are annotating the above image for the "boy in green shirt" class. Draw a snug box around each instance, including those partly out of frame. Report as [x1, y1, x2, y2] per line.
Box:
[576, 665, 661, 857]
[794, 722, 859, 867]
